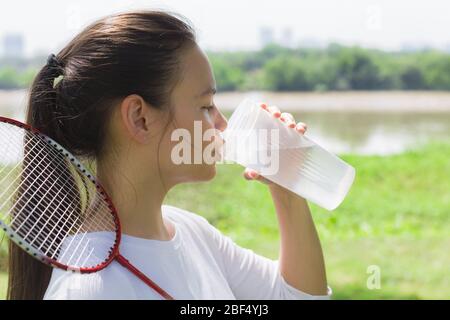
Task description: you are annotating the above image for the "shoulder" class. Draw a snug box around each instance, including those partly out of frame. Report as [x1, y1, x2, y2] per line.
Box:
[162, 205, 225, 245]
[44, 262, 138, 300]
[162, 204, 214, 232]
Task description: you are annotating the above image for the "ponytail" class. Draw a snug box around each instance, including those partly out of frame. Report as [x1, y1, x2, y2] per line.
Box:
[7, 55, 65, 300]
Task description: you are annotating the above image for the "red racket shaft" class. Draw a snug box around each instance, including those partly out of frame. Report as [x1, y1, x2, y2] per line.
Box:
[115, 254, 174, 300]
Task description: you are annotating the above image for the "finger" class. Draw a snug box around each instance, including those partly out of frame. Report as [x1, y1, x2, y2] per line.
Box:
[296, 122, 307, 134]
[267, 105, 281, 118]
[243, 168, 258, 180]
[244, 168, 262, 180]
[243, 168, 273, 185]
[280, 112, 296, 128]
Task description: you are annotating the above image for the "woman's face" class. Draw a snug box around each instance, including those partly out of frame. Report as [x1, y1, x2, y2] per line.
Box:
[158, 44, 228, 186]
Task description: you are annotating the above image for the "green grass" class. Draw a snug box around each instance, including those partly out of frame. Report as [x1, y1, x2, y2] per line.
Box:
[0, 272, 6, 300]
[1, 142, 449, 299]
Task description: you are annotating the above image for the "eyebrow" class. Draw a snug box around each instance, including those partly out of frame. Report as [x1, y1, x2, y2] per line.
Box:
[198, 86, 217, 97]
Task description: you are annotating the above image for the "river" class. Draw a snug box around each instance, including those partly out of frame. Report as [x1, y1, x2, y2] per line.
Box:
[1, 90, 449, 155]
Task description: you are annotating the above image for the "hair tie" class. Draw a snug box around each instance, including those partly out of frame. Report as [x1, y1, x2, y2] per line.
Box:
[47, 53, 64, 78]
[46, 54, 64, 87]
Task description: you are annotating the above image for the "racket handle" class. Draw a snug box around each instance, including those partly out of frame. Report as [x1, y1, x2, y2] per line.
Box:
[115, 254, 174, 300]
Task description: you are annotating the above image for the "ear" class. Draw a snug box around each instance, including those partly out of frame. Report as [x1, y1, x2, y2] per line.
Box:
[120, 94, 154, 144]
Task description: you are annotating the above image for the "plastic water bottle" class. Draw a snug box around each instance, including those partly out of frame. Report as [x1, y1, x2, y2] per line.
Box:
[220, 98, 355, 210]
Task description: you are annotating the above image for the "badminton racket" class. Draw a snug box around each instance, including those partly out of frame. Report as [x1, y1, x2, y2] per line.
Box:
[0, 116, 173, 300]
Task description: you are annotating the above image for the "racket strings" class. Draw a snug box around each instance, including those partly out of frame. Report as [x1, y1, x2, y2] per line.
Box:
[8, 154, 115, 234]
[0, 140, 115, 243]
[0, 126, 108, 222]
[0, 122, 118, 268]
[0, 125, 115, 228]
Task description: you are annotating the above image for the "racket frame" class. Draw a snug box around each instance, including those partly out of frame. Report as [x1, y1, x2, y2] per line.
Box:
[0, 116, 122, 273]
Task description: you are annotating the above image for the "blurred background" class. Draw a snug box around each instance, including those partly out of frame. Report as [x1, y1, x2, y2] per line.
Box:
[0, 0, 449, 299]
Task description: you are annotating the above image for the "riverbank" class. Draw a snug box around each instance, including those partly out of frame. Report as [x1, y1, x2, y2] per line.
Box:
[1, 91, 450, 120]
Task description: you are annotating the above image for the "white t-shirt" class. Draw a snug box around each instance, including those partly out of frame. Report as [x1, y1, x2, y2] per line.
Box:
[44, 205, 332, 300]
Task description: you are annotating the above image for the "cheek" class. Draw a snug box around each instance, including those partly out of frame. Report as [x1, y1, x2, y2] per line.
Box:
[174, 108, 216, 148]
[159, 108, 219, 171]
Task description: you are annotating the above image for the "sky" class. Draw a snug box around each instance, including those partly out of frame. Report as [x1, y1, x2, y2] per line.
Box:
[1, 0, 450, 56]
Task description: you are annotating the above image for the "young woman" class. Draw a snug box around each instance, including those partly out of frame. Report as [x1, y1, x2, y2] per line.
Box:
[7, 10, 331, 300]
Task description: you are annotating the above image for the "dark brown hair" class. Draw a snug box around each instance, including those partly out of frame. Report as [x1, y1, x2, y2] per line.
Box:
[7, 10, 196, 300]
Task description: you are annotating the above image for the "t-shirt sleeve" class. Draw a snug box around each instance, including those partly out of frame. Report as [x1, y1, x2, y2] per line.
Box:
[197, 216, 332, 300]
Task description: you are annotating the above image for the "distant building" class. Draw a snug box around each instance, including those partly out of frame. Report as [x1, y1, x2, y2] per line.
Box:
[1, 33, 24, 58]
[260, 26, 298, 49]
[280, 27, 294, 48]
[259, 26, 275, 47]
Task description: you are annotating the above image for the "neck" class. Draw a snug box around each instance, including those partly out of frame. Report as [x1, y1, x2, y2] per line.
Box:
[96, 155, 173, 241]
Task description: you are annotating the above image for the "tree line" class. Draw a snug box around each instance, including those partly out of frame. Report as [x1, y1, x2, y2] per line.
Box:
[1, 44, 450, 91]
[208, 44, 450, 91]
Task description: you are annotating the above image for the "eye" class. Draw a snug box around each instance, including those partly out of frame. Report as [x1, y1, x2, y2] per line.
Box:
[202, 105, 214, 111]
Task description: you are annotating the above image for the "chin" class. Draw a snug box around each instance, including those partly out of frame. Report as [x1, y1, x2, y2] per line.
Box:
[196, 163, 217, 182]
